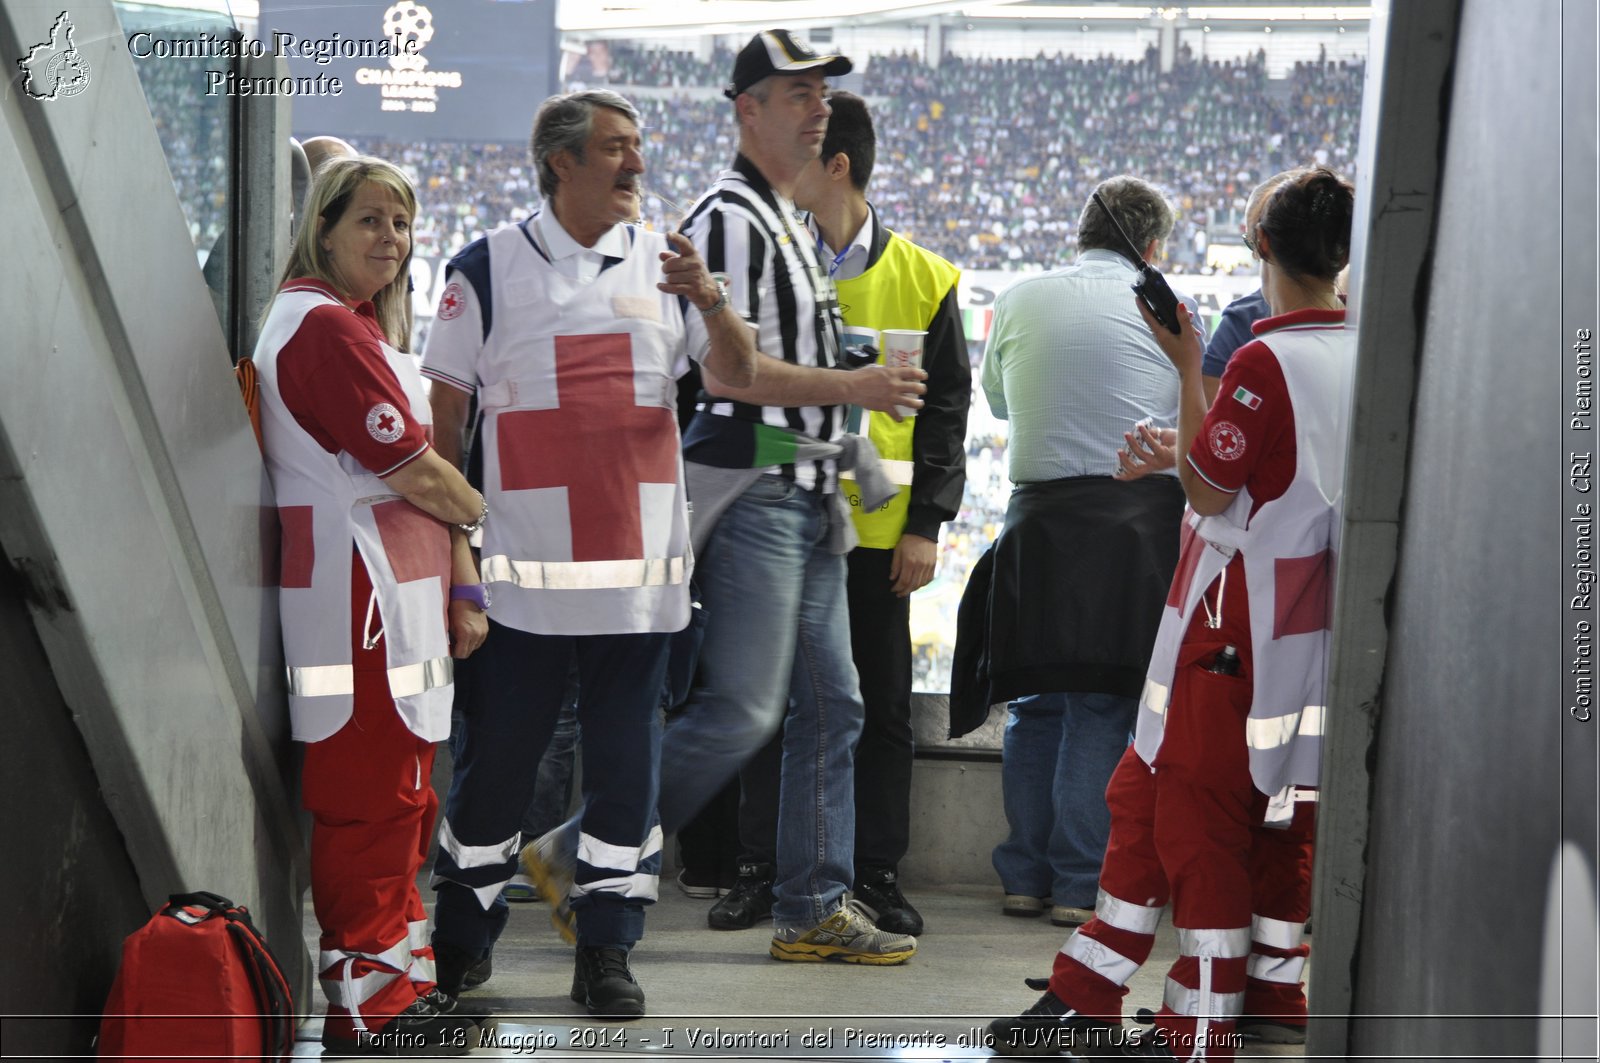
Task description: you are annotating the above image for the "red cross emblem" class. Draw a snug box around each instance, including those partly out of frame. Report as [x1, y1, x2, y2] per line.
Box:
[438, 281, 465, 321]
[1208, 420, 1246, 461]
[366, 402, 405, 444]
[496, 333, 677, 562]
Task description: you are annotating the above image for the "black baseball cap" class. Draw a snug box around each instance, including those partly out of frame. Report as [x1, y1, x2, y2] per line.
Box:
[724, 29, 852, 100]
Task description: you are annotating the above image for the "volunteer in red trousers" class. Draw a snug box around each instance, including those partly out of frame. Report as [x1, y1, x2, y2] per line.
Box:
[1119, 168, 1322, 1046]
[988, 166, 1356, 1061]
[252, 155, 486, 1056]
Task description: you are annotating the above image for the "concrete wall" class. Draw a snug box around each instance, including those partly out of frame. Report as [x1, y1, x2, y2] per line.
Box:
[0, 1, 307, 1047]
[1313, 0, 1599, 1058]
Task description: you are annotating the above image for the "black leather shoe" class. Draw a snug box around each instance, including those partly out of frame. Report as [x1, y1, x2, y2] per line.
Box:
[707, 862, 775, 930]
[321, 994, 478, 1057]
[854, 867, 924, 935]
[570, 946, 645, 1020]
[432, 937, 492, 996]
[987, 985, 1117, 1058]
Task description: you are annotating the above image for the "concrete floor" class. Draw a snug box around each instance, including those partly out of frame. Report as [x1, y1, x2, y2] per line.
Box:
[295, 879, 1307, 1060]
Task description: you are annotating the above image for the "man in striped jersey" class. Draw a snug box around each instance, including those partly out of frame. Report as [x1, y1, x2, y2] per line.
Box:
[667, 29, 929, 964]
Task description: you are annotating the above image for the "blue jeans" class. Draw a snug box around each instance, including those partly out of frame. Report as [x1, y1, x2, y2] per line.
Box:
[662, 475, 864, 930]
[991, 691, 1136, 908]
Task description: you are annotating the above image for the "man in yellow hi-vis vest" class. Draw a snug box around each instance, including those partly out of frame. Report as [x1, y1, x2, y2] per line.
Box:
[712, 90, 970, 937]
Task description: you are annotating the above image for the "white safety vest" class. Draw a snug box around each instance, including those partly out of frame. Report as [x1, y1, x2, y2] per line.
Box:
[468, 223, 692, 636]
[1135, 321, 1354, 794]
[254, 284, 454, 743]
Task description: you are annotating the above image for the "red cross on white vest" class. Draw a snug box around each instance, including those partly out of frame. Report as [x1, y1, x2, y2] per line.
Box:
[496, 333, 678, 563]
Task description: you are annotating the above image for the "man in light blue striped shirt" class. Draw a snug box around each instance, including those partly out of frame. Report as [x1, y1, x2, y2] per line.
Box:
[979, 175, 1200, 930]
[982, 235, 1190, 484]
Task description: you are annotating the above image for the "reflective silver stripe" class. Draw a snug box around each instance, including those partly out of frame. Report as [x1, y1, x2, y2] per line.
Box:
[1061, 933, 1140, 987]
[288, 663, 354, 697]
[437, 817, 520, 869]
[319, 940, 410, 976]
[577, 825, 663, 873]
[406, 919, 434, 982]
[1251, 914, 1305, 951]
[1245, 704, 1325, 750]
[1190, 955, 1214, 1061]
[1176, 926, 1252, 959]
[320, 966, 401, 1007]
[388, 655, 452, 700]
[1141, 678, 1170, 717]
[1247, 952, 1306, 984]
[572, 870, 660, 901]
[1162, 976, 1244, 1018]
[481, 554, 686, 590]
[1096, 889, 1164, 935]
[1263, 785, 1296, 826]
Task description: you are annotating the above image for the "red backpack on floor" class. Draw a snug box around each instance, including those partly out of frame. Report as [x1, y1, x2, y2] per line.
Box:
[98, 891, 295, 1061]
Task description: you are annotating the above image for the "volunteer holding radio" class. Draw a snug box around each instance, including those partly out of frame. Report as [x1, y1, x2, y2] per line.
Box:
[251, 155, 485, 1055]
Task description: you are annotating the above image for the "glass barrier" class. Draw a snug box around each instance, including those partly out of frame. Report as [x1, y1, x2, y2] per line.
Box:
[911, 367, 1006, 695]
[111, 2, 238, 334]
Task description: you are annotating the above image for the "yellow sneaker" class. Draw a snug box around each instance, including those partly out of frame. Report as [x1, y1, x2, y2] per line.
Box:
[769, 898, 916, 965]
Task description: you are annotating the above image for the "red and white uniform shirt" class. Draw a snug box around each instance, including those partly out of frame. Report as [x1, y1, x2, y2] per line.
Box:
[254, 278, 453, 742]
[422, 210, 692, 636]
[1136, 309, 1352, 794]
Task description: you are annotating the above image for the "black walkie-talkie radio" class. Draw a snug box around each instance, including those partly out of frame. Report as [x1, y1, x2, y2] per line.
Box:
[1091, 191, 1183, 335]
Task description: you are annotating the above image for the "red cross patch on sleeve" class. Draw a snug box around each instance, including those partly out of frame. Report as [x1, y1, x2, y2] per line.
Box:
[366, 403, 405, 444]
[1208, 420, 1246, 461]
[437, 282, 466, 321]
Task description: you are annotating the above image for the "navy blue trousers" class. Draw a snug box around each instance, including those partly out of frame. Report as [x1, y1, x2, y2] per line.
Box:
[432, 620, 668, 952]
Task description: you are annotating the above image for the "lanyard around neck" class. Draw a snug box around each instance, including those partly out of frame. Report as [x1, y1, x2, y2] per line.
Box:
[815, 233, 851, 279]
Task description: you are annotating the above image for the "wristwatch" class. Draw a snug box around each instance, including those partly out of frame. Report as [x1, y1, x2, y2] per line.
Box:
[699, 276, 729, 317]
[450, 584, 491, 611]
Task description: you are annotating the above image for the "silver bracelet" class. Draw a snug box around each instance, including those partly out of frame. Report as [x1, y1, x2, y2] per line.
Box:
[699, 277, 729, 317]
[458, 496, 488, 535]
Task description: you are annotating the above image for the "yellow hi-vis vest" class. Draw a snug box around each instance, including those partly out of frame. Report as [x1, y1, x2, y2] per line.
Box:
[835, 233, 960, 549]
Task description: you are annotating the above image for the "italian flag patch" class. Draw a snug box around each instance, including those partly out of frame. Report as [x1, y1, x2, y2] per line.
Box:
[1232, 386, 1263, 410]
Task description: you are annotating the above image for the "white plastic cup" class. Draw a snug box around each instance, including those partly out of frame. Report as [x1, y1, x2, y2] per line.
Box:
[879, 329, 926, 419]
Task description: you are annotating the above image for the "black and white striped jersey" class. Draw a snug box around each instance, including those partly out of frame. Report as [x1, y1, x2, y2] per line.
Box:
[681, 154, 846, 492]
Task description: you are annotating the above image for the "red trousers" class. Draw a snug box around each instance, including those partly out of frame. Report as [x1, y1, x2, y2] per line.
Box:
[1244, 799, 1315, 1028]
[1049, 650, 1261, 1060]
[301, 557, 439, 1040]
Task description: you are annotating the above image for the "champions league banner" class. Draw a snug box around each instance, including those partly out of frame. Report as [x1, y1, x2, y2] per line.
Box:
[255, 0, 559, 143]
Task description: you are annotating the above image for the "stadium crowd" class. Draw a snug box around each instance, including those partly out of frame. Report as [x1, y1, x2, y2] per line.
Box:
[347, 46, 1362, 273]
[133, 41, 1361, 281]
